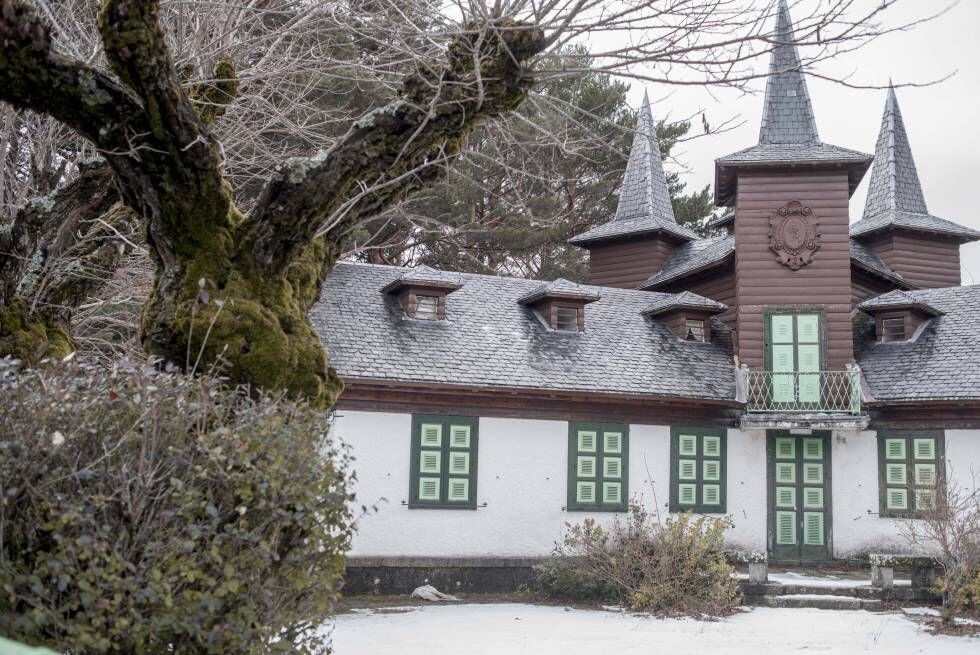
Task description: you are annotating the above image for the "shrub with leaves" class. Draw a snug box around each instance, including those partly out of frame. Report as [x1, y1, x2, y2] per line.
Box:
[0, 359, 353, 653]
[535, 505, 740, 616]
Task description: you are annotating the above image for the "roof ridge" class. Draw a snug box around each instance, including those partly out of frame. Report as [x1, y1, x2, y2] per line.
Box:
[759, 0, 820, 145]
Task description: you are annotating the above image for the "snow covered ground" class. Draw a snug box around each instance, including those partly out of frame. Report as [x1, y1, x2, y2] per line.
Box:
[329, 603, 977, 654]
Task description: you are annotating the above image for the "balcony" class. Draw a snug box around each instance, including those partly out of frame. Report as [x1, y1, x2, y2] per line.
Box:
[737, 368, 869, 430]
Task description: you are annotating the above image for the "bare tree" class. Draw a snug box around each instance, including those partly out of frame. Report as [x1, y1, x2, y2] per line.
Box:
[0, 0, 942, 407]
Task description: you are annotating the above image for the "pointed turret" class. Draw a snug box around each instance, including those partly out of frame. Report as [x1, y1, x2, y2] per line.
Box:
[759, 0, 819, 145]
[850, 86, 979, 288]
[714, 0, 871, 206]
[851, 86, 979, 241]
[569, 92, 697, 248]
[570, 91, 698, 289]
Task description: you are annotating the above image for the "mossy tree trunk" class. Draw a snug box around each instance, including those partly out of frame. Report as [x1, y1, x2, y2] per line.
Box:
[0, 0, 546, 407]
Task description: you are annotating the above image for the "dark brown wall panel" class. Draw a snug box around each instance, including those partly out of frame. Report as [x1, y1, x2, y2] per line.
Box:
[586, 236, 677, 289]
[866, 230, 961, 288]
[733, 171, 854, 370]
[659, 267, 737, 328]
[851, 267, 899, 307]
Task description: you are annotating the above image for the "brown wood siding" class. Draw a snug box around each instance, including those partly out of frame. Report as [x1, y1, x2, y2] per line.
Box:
[659, 266, 737, 328]
[733, 171, 854, 370]
[586, 236, 677, 289]
[865, 229, 961, 288]
[850, 267, 899, 307]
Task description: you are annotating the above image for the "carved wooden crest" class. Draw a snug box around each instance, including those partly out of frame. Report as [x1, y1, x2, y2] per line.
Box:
[769, 201, 820, 270]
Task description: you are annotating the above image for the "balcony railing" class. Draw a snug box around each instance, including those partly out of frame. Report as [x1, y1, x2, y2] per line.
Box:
[742, 369, 862, 414]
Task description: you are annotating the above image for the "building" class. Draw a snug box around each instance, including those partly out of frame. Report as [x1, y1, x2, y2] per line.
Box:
[313, 1, 980, 577]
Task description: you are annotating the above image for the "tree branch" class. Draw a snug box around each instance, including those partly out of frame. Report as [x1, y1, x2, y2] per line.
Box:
[244, 19, 547, 274]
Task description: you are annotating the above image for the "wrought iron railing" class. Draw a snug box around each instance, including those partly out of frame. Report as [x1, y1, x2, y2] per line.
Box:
[742, 370, 861, 414]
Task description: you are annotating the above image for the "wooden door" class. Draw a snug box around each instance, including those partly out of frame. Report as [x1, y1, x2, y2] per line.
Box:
[768, 431, 832, 560]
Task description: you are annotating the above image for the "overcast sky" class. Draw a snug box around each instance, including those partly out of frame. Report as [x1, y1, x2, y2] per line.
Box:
[632, 0, 979, 285]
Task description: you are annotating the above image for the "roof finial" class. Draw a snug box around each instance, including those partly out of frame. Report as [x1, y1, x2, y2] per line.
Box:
[758, 0, 819, 144]
[612, 89, 677, 225]
[862, 85, 928, 219]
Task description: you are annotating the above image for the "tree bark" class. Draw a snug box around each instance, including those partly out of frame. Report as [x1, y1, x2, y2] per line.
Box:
[1, 0, 545, 407]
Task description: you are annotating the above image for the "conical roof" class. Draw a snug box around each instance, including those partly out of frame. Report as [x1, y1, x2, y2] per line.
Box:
[570, 92, 698, 246]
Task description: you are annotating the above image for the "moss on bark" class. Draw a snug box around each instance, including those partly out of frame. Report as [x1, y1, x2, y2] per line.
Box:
[0, 299, 73, 364]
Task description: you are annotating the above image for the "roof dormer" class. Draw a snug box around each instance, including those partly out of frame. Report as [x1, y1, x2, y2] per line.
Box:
[858, 290, 943, 342]
[518, 278, 600, 332]
[381, 265, 462, 321]
[643, 291, 728, 343]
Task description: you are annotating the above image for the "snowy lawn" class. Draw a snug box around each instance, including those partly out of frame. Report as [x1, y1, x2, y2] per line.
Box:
[329, 603, 977, 654]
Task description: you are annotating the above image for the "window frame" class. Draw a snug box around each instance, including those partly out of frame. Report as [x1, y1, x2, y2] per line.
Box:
[567, 422, 629, 512]
[669, 426, 727, 513]
[684, 318, 707, 342]
[880, 317, 907, 342]
[877, 429, 945, 519]
[414, 294, 440, 320]
[409, 414, 479, 509]
[555, 306, 581, 332]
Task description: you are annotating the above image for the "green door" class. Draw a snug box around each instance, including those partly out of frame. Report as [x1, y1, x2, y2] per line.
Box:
[766, 312, 822, 406]
[768, 431, 832, 560]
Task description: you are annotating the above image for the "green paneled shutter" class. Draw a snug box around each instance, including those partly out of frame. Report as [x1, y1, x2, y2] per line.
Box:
[776, 511, 796, 545]
[670, 428, 725, 513]
[803, 512, 824, 546]
[879, 431, 943, 517]
[410, 416, 478, 508]
[775, 437, 796, 459]
[568, 423, 628, 511]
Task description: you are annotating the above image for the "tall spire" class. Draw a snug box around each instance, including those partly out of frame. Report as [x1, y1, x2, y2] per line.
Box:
[613, 91, 677, 224]
[759, 0, 819, 145]
[862, 85, 928, 219]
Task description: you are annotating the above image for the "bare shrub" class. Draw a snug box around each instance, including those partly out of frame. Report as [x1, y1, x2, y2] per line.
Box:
[902, 473, 980, 624]
[0, 359, 353, 653]
[535, 504, 740, 617]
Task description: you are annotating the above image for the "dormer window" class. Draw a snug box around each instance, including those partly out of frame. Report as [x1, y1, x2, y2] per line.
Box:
[880, 317, 906, 342]
[556, 307, 581, 332]
[517, 278, 600, 333]
[381, 265, 462, 321]
[685, 319, 707, 342]
[643, 291, 728, 343]
[415, 295, 440, 321]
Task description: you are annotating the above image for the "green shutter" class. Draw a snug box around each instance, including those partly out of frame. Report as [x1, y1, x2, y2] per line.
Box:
[776, 462, 795, 483]
[776, 511, 796, 545]
[915, 488, 936, 511]
[803, 487, 824, 509]
[569, 423, 628, 511]
[796, 314, 820, 343]
[885, 438, 906, 460]
[776, 487, 795, 508]
[803, 512, 824, 545]
[803, 463, 823, 484]
[886, 463, 907, 485]
[678, 484, 696, 505]
[411, 415, 477, 508]
[775, 437, 796, 459]
[670, 428, 725, 513]
[913, 439, 936, 460]
[802, 438, 823, 460]
[886, 488, 908, 510]
[914, 463, 936, 486]
[771, 315, 794, 343]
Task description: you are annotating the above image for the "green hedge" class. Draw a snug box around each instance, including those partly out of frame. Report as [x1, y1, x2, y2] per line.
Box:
[0, 360, 353, 653]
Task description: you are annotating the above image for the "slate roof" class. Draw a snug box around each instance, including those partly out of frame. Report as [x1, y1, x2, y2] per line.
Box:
[314, 262, 737, 401]
[569, 92, 698, 246]
[714, 1, 871, 205]
[517, 278, 600, 304]
[851, 87, 980, 242]
[643, 291, 728, 317]
[640, 236, 735, 289]
[857, 289, 943, 316]
[855, 286, 980, 401]
[706, 211, 734, 230]
[380, 264, 463, 292]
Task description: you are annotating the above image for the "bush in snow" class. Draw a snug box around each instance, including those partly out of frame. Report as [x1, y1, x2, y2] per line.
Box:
[535, 505, 740, 616]
[0, 359, 353, 653]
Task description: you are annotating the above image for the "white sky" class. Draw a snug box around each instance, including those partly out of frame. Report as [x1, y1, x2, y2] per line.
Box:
[626, 0, 980, 285]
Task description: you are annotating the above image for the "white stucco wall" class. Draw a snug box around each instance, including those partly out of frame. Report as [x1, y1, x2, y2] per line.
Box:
[334, 410, 980, 559]
[334, 410, 770, 557]
[832, 429, 980, 558]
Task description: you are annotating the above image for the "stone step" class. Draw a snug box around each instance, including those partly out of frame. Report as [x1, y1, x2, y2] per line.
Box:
[747, 594, 883, 611]
[740, 582, 929, 602]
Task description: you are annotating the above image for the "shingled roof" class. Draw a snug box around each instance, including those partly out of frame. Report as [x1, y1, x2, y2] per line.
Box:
[849, 240, 912, 288]
[850, 87, 980, 242]
[856, 286, 980, 401]
[569, 92, 698, 246]
[517, 278, 600, 305]
[314, 262, 736, 401]
[640, 235, 735, 289]
[857, 289, 943, 317]
[714, 1, 871, 205]
[643, 291, 728, 317]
